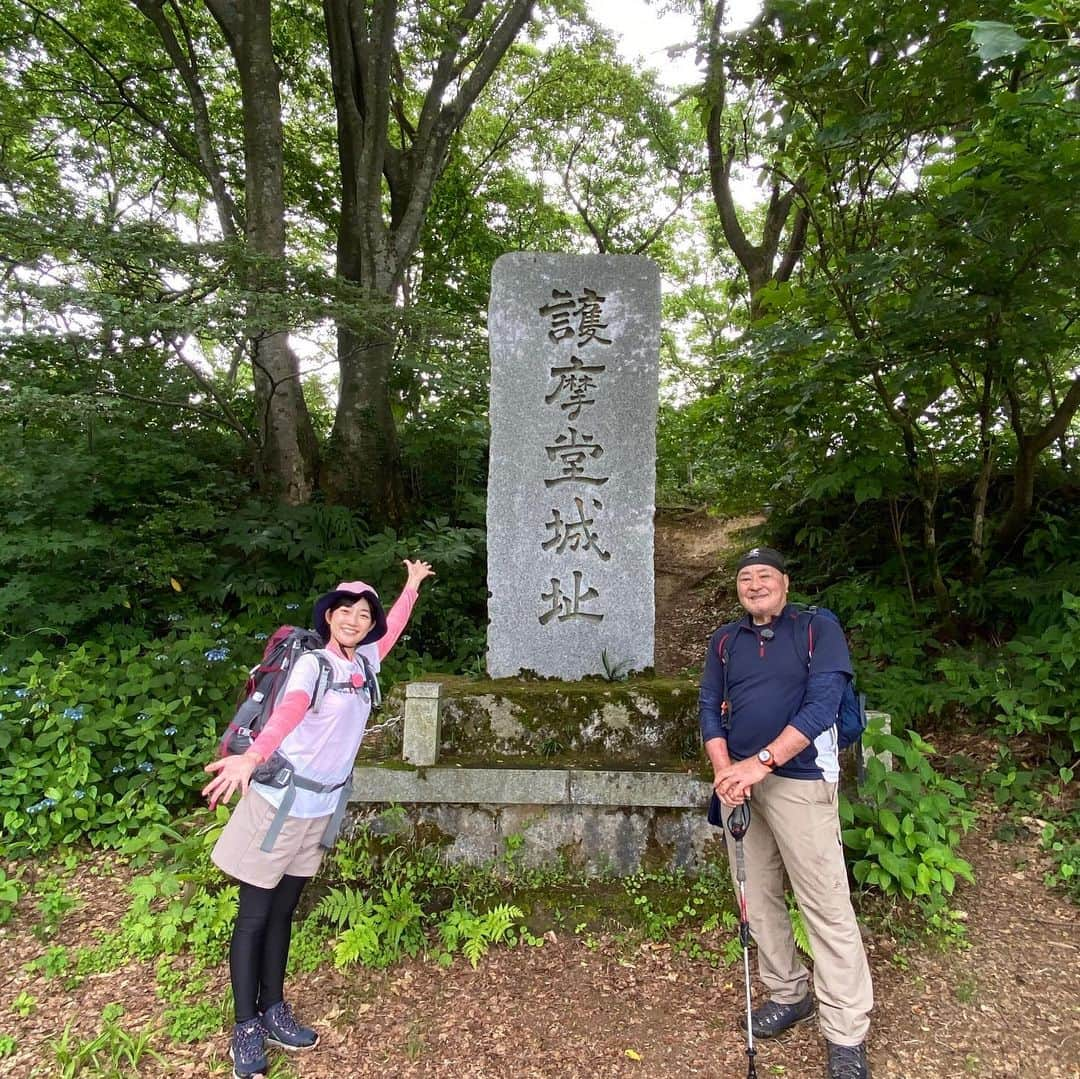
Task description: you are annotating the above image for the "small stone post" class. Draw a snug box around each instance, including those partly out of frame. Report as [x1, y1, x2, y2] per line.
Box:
[864, 711, 893, 772]
[402, 682, 443, 767]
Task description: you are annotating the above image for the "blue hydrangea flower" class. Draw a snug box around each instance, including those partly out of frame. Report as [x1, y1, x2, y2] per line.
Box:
[136, 712, 150, 722]
[137, 762, 154, 774]
[211, 621, 223, 629]
[62, 707, 84, 722]
[253, 632, 268, 641]
[14, 688, 28, 699]
[204, 647, 230, 662]
[111, 763, 126, 775]
[285, 603, 300, 611]
[73, 789, 85, 800]
[167, 613, 183, 622]
[163, 725, 177, 736]
[27, 800, 44, 815]
[155, 654, 169, 662]
[0, 665, 8, 673]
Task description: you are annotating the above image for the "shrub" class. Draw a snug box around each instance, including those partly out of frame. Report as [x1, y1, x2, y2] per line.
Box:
[841, 718, 975, 907]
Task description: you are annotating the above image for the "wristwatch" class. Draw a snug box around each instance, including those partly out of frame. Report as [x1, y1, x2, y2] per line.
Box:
[757, 748, 777, 769]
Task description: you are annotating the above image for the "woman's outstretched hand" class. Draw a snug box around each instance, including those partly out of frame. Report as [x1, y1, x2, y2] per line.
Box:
[403, 559, 435, 591]
[202, 752, 260, 810]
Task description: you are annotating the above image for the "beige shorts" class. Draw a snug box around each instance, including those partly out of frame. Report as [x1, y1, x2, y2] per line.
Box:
[211, 790, 330, 889]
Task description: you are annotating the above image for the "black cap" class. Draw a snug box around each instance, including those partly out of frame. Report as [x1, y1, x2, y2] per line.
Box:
[735, 546, 787, 574]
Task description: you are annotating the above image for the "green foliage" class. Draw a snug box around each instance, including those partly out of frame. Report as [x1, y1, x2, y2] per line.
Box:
[48, 1003, 163, 1079]
[0, 868, 20, 925]
[977, 748, 1078, 904]
[163, 999, 229, 1046]
[32, 877, 78, 940]
[312, 881, 524, 970]
[1040, 813, 1079, 904]
[0, 633, 237, 853]
[620, 864, 738, 964]
[72, 933, 129, 980]
[937, 592, 1080, 756]
[436, 901, 525, 968]
[599, 650, 631, 682]
[841, 721, 975, 911]
[315, 883, 425, 969]
[10, 991, 35, 1019]
[787, 897, 813, 959]
[24, 944, 69, 981]
[121, 868, 237, 964]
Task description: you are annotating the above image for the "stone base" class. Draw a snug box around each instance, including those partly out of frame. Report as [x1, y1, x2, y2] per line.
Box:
[351, 801, 725, 876]
[348, 764, 722, 875]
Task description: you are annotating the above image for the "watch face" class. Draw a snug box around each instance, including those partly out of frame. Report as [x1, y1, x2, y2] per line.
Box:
[758, 750, 771, 763]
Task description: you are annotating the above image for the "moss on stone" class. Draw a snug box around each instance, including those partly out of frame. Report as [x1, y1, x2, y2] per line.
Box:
[419, 674, 701, 767]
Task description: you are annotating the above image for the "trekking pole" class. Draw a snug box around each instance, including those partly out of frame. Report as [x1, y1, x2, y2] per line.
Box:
[725, 799, 757, 1079]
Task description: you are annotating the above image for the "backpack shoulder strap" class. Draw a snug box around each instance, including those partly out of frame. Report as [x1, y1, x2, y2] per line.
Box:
[793, 605, 818, 668]
[309, 651, 335, 712]
[714, 624, 739, 731]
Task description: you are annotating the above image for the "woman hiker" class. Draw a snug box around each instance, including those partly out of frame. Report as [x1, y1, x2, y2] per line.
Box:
[203, 559, 435, 1078]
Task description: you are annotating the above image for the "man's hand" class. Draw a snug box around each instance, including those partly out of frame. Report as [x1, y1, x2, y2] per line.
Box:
[713, 757, 771, 807]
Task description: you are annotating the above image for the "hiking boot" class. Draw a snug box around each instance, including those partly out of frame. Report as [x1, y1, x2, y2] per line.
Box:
[826, 1040, 871, 1079]
[229, 1019, 268, 1078]
[742, 995, 815, 1039]
[260, 1000, 319, 1051]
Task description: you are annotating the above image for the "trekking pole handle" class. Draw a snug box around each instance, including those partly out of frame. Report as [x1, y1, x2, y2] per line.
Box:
[725, 799, 751, 841]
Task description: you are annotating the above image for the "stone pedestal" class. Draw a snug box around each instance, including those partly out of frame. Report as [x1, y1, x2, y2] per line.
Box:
[486, 252, 660, 679]
[402, 682, 443, 767]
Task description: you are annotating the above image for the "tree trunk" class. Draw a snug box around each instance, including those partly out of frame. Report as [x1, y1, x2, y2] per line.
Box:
[872, 369, 953, 625]
[205, 0, 318, 503]
[322, 331, 407, 520]
[997, 374, 1080, 551]
[970, 359, 995, 581]
[703, 1, 807, 321]
[320, 0, 535, 520]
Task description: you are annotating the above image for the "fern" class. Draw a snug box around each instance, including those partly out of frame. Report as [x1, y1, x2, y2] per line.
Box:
[334, 920, 382, 968]
[787, 897, 813, 959]
[438, 901, 524, 969]
[314, 886, 371, 929]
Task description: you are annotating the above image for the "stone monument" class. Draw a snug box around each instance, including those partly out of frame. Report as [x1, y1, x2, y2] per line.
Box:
[486, 253, 660, 679]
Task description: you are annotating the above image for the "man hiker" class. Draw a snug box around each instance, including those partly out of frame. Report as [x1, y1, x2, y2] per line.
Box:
[699, 546, 874, 1079]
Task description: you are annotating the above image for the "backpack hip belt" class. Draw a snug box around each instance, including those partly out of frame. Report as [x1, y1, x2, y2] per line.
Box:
[255, 762, 354, 853]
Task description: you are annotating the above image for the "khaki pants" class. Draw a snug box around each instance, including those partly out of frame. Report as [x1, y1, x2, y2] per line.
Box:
[722, 775, 873, 1046]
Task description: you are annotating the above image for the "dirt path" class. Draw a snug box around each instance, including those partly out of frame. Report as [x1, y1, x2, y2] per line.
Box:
[653, 510, 763, 676]
[1, 510, 1077, 1077]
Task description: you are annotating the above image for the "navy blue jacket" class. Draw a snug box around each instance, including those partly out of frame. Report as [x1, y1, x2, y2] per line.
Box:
[699, 604, 852, 781]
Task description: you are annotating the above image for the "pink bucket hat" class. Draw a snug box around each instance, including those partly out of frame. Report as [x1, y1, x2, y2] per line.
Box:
[312, 580, 387, 644]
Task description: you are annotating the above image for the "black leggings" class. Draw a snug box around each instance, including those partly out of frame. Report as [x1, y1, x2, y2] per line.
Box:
[230, 875, 309, 1023]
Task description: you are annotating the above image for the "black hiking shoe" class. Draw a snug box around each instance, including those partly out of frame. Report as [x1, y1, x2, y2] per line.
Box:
[229, 1019, 268, 1078]
[826, 1040, 871, 1079]
[260, 1000, 319, 1051]
[741, 995, 815, 1039]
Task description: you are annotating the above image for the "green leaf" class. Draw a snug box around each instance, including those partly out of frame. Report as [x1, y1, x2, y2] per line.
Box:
[878, 809, 901, 838]
[959, 20, 1032, 62]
